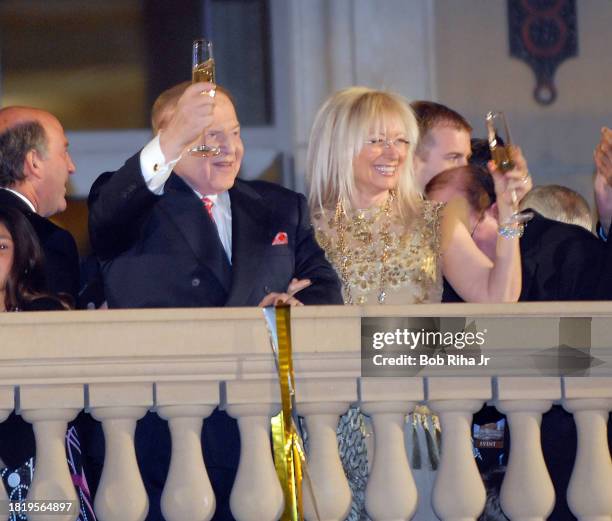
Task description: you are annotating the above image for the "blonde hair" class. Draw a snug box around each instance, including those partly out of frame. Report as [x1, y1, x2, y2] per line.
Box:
[307, 87, 421, 216]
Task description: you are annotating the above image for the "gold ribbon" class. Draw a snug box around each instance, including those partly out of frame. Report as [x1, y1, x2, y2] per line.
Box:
[266, 304, 320, 521]
[272, 304, 303, 521]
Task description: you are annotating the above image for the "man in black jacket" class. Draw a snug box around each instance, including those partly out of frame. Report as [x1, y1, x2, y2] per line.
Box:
[0, 107, 79, 302]
[88, 81, 342, 521]
[0, 107, 84, 503]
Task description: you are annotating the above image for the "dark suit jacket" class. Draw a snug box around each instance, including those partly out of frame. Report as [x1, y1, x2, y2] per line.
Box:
[88, 152, 343, 309]
[87, 152, 342, 521]
[443, 211, 612, 302]
[0, 189, 80, 302]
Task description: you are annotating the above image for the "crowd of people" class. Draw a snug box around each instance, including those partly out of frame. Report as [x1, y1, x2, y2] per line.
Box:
[1, 79, 612, 521]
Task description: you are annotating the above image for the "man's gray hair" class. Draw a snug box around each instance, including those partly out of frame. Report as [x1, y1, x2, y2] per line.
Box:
[0, 121, 48, 188]
[519, 184, 593, 232]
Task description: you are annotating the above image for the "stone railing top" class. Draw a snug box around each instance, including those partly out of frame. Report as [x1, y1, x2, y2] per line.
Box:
[2, 302, 612, 385]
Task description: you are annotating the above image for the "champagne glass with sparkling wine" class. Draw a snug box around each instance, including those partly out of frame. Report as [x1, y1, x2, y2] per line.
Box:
[189, 38, 220, 157]
[485, 111, 532, 226]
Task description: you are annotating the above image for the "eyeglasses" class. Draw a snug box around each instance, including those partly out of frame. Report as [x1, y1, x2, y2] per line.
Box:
[364, 137, 411, 150]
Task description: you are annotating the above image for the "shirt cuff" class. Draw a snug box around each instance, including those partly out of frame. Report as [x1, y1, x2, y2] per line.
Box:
[139, 134, 181, 195]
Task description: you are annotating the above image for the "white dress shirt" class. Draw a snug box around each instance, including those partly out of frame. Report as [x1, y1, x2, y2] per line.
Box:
[139, 135, 233, 263]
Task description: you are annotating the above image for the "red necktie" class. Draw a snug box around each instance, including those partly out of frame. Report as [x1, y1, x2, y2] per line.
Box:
[202, 197, 214, 221]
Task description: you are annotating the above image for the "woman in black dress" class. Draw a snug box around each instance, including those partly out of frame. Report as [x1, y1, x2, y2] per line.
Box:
[0, 206, 95, 521]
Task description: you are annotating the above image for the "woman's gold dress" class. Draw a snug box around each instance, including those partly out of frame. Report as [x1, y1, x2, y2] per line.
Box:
[312, 199, 444, 521]
[313, 199, 443, 305]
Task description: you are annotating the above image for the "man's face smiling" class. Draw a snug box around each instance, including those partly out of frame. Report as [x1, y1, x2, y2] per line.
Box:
[175, 92, 244, 195]
[415, 125, 471, 189]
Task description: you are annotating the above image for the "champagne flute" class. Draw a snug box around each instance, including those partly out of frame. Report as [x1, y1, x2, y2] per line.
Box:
[189, 38, 220, 157]
[485, 111, 532, 226]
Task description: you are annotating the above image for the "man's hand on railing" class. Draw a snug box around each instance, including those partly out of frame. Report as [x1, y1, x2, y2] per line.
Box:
[258, 278, 312, 307]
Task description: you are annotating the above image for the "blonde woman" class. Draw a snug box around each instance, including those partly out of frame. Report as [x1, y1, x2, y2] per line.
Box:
[307, 87, 529, 520]
[308, 87, 529, 305]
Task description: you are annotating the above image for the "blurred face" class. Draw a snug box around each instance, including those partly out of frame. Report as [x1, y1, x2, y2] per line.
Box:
[352, 117, 409, 206]
[0, 223, 14, 299]
[415, 125, 471, 189]
[35, 113, 76, 217]
[174, 92, 243, 195]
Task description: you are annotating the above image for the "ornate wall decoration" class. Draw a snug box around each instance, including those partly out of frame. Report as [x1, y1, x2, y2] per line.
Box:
[508, 0, 578, 105]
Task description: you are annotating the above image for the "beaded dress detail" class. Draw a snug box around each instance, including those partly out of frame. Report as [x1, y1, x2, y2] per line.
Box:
[313, 199, 444, 305]
[313, 198, 444, 520]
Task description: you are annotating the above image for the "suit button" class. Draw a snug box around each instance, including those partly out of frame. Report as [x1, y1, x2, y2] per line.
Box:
[192, 278, 200, 287]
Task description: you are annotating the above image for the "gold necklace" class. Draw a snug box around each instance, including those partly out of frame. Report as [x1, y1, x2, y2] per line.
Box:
[333, 191, 395, 304]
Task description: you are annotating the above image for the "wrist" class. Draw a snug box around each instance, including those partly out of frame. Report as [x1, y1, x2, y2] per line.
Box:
[498, 221, 524, 239]
[496, 203, 515, 223]
[158, 129, 185, 162]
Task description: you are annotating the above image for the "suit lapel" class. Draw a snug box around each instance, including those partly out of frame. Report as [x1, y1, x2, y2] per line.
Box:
[0, 189, 33, 214]
[225, 181, 272, 306]
[159, 175, 232, 293]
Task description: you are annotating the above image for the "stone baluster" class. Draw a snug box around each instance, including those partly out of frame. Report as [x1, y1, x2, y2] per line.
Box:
[0, 386, 14, 501]
[156, 381, 219, 521]
[360, 377, 423, 521]
[297, 377, 355, 521]
[428, 377, 491, 521]
[20, 384, 83, 521]
[89, 383, 152, 521]
[496, 377, 560, 521]
[226, 379, 283, 521]
[563, 377, 612, 521]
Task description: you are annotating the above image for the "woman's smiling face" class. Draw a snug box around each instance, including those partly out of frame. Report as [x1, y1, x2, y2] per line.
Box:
[352, 116, 410, 205]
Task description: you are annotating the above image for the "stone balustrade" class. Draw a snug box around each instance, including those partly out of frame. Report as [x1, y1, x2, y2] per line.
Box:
[1, 302, 611, 521]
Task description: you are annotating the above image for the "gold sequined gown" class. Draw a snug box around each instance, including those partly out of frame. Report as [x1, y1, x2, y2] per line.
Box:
[313, 199, 444, 521]
[313, 199, 443, 305]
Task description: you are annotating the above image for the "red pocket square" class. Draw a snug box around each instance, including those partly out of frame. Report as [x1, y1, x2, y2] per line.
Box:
[272, 232, 288, 245]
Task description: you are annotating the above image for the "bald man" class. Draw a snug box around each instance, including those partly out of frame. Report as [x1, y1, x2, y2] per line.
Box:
[0, 107, 79, 301]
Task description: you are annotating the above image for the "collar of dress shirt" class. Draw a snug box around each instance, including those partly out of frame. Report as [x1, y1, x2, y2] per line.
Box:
[0, 187, 36, 212]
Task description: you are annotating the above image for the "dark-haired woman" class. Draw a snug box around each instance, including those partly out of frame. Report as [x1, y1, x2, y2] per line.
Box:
[0, 207, 94, 521]
[0, 206, 67, 312]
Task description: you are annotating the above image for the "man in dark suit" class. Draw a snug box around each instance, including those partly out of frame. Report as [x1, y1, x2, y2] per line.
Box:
[88, 81, 342, 520]
[0, 107, 84, 501]
[0, 107, 80, 302]
[89, 82, 341, 308]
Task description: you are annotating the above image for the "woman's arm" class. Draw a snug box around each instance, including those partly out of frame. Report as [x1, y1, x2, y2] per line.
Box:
[441, 147, 531, 302]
